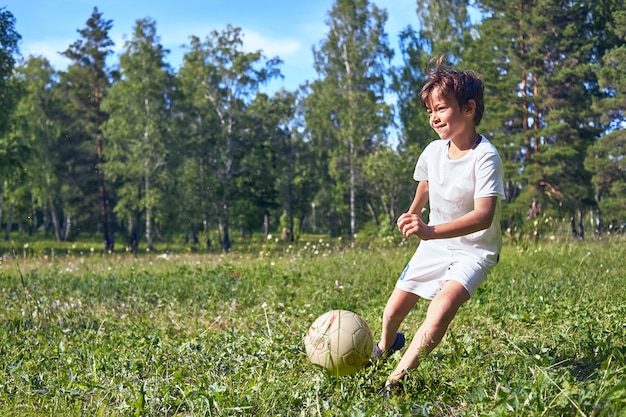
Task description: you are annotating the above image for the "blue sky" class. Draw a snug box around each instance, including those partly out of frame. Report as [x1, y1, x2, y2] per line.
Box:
[4, 0, 416, 93]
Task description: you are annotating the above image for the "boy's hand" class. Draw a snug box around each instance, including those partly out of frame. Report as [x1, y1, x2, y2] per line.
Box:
[397, 213, 434, 240]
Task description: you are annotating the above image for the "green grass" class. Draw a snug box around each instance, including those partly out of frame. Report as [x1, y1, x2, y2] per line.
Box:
[0, 239, 624, 416]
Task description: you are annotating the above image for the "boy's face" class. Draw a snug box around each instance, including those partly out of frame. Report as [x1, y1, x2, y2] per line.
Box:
[424, 92, 475, 140]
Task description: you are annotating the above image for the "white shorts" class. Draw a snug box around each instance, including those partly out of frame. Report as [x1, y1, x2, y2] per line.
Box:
[395, 240, 497, 300]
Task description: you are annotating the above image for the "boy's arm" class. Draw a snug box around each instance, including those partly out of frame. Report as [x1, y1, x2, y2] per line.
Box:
[397, 181, 429, 233]
[413, 196, 498, 240]
[407, 180, 429, 214]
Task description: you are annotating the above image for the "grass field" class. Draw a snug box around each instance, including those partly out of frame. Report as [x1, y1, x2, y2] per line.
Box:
[0, 238, 624, 416]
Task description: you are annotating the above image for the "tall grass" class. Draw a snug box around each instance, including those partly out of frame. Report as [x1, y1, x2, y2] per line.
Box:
[0, 239, 624, 416]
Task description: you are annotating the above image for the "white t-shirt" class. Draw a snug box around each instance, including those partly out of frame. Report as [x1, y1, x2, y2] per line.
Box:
[413, 135, 505, 263]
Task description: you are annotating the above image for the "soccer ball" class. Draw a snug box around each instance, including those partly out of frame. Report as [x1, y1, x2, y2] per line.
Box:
[304, 309, 373, 377]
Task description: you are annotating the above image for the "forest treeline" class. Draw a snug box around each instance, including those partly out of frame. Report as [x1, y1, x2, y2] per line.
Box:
[0, 0, 624, 252]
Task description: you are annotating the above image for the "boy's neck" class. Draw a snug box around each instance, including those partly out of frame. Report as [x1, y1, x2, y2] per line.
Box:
[450, 131, 480, 151]
[447, 131, 480, 160]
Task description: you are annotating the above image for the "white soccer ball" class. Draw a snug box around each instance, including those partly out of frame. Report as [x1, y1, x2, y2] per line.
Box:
[304, 309, 373, 377]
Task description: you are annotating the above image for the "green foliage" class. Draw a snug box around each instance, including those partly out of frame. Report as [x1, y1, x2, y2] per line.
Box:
[101, 17, 178, 252]
[306, 0, 394, 238]
[0, 7, 21, 136]
[0, 241, 624, 415]
[2, 0, 626, 250]
[176, 25, 283, 250]
[57, 7, 115, 246]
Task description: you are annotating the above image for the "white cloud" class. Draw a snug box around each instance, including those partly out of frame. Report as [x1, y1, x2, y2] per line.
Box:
[240, 30, 302, 57]
[18, 39, 72, 68]
[155, 22, 303, 57]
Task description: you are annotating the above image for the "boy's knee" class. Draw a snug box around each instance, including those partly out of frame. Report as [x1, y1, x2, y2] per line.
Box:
[383, 304, 406, 323]
[427, 287, 469, 323]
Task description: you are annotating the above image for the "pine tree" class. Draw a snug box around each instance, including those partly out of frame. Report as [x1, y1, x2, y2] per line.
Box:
[0, 7, 23, 238]
[0, 7, 20, 136]
[59, 7, 115, 247]
[471, 0, 614, 238]
[585, 6, 626, 235]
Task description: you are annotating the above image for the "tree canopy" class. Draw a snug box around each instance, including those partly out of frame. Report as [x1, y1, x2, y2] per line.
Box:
[1, 0, 625, 250]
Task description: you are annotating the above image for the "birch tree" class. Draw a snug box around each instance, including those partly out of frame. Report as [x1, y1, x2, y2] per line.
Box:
[102, 18, 176, 252]
[305, 0, 393, 238]
[178, 25, 281, 250]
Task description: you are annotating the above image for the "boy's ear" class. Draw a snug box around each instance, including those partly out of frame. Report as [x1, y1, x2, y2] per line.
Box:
[465, 99, 476, 115]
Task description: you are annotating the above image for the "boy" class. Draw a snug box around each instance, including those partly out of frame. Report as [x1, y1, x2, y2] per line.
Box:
[373, 57, 505, 394]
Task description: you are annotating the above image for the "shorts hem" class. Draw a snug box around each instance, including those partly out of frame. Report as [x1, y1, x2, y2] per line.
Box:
[395, 281, 437, 300]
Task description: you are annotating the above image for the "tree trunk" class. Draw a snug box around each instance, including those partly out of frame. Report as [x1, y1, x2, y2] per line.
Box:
[42, 202, 50, 236]
[62, 213, 71, 241]
[0, 181, 4, 231]
[594, 207, 601, 238]
[97, 137, 113, 251]
[203, 216, 211, 249]
[4, 203, 13, 241]
[30, 197, 37, 235]
[367, 200, 380, 227]
[145, 204, 153, 252]
[349, 136, 356, 239]
[216, 219, 222, 249]
[49, 199, 62, 242]
[577, 209, 584, 240]
[223, 220, 231, 251]
[128, 213, 140, 253]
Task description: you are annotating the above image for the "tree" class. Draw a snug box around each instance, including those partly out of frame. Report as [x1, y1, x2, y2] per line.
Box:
[391, 0, 475, 226]
[59, 7, 115, 248]
[391, 27, 431, 152]
[102, 18, 177, 252]
[242, 90, 317, 241]
[471, 0, 616, 238]
[178, 26, 282, 250]
[306, 0, 393, 238]
[11, 57, 65, 240]
[273, 90, 319, 240]
[0, 7, 22, 237]
[398, 0, 473, 149]
[0, 7, 20, 136]
[362, 146, 414, 231]
[585, 7, 626, 235]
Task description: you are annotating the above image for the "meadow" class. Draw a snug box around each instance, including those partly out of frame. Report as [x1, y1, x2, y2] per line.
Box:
[0, 237, 624, 416]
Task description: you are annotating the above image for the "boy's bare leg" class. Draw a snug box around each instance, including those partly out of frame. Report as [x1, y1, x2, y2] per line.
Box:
[379, 288, 420, 350]
[387, 280, 470, 384]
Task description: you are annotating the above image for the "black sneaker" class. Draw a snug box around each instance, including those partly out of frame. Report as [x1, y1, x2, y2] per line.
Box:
[380, 380, 404, 400]
[372, 332, 405, 359]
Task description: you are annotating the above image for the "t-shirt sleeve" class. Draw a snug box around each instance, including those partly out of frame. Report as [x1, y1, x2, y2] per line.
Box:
[474, 151, 505, 200]
[413, 143, 434, 182]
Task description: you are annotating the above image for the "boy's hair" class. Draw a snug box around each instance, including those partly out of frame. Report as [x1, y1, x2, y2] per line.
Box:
[420, 56, 485, 126]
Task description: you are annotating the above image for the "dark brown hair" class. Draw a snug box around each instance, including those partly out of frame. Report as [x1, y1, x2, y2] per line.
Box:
[420, 56, 485, 126]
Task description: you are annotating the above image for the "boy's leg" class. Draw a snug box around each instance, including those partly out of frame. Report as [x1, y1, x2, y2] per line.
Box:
[386, 280, 470, 383]
[379, 288, 420, 350]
